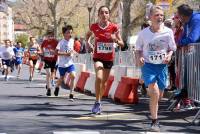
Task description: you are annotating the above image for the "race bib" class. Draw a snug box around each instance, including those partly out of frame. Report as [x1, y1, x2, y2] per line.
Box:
[30, 51, 37, 57]
[16, 52, 23, 57]
[97, 42, 113, 53]
[148, 51, 166, 64]
[44, 49, 54, 57]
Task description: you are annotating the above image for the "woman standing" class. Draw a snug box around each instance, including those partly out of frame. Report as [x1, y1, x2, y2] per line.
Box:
[86, 6, 124, 114]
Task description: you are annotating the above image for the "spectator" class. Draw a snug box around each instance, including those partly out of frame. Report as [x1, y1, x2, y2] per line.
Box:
[74, 37, 81, 53]
[173, 15, 184, 44]
[175, 4, 200, 109]
[177, 4, 200, 46]
[79, 36, 87, 53]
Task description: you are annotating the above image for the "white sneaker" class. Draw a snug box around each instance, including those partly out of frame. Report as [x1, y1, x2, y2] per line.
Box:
[149, 122, 160, 132]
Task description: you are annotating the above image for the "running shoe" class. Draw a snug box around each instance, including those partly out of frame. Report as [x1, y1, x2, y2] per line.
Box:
[149, 121, 160, 132]
[54, 87, 59, 96]
[46, 89, 51, 96]
[29, 76, 33, 81]
[184, 104, 193, 110]
[4, 76, 8, 81]
[91, 102, 101, 114]
[69, 94, 74, 101]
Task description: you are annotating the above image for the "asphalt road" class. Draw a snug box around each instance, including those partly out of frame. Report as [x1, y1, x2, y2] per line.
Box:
[0, 65, 199, 134]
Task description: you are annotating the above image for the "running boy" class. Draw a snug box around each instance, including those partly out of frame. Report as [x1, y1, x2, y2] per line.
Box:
[13, 41, 25, 78]
[41, 30, 58, 96]
[1, 39, 15, 81]
[54, 25, 76, 100]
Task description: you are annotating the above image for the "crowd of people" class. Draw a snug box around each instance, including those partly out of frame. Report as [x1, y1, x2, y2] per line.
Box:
[0, 3, 199, 132]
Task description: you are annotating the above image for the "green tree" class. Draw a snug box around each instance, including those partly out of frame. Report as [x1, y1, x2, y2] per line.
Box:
[15, 34, 29, 48]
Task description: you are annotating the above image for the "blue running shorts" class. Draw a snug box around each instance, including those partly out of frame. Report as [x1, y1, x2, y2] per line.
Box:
[141, 63, 168, 90]
[15, 58, 23, 65]
[58, 64, 75, 77]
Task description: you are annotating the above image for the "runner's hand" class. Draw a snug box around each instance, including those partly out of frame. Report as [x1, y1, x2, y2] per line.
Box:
[139, 57, 145, 66]
[163, 54, 172, 64]
[111, 34, 118, 43]
[87, 42, 94, 53]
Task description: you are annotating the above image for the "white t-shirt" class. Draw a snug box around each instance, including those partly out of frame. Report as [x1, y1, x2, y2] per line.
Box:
[56, 38, 74, 67]
[135, 26, 176, 64]
[0, 46, 15, 60]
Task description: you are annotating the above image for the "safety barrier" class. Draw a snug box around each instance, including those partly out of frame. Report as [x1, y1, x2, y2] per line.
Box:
[73, 50, 140, 104]
[114, 76, 139, 104]
[171, 43, 200, 123]
[185, 44, 200, 123]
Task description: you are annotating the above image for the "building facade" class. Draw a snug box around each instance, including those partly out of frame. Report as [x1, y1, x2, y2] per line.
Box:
[0, 0, 14, 44]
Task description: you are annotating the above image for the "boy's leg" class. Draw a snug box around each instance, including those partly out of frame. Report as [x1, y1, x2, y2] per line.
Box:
[3, 65, 8, 80]
[69, 71, 75, 94]
[147, 83, 160, 120]
[50, 62, 56, 87]
[18, 64, 22, 77]
[45, 68, 51, 96]
[147, 83, 160, 132]
[54, 67, 66, 96]
[65, 65, 76, 99]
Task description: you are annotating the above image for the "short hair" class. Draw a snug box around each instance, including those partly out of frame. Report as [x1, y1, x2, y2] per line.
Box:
[29, 36, 35, 41]
[4, 39, 11, 43]
[62, 25, 73, 34]
[177, 4, 193, 17]
[149, 5, 163, 16]
[17, 41, 22, 44]
[46, 30, 54, 36]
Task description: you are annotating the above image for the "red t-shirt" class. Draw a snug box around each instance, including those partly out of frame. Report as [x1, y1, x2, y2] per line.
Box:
[74, 40, 81, 53]
[90, 22, 119, 61]
[41, 39, 58, 61]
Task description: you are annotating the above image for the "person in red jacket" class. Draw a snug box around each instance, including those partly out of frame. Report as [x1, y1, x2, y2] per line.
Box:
[41, 30, 58, 96]
[86, 5, 124, 114]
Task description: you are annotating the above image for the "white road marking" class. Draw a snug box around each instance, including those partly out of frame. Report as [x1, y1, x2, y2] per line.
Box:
[0, 75, 16, 78]
[72, 113, 138, 120]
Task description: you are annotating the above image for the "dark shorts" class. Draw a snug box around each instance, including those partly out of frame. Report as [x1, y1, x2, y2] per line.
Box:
[93, 58, 113, 69]
[29, 58, 37, 65]
[2, 59, 12, 67]
[44, 60, 57, 72]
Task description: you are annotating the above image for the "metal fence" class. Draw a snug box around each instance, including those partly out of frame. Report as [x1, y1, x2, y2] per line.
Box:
[185, 44, 200, 123]
[176, 43, 200, 123]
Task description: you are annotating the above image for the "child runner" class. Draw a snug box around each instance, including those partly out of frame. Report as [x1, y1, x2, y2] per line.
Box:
[41, 30, 58, 96]
[54, 25, 76, 100]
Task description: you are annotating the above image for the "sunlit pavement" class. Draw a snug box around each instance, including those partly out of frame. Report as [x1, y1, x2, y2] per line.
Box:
[0, 65, 199, 134]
